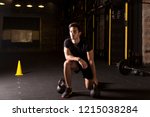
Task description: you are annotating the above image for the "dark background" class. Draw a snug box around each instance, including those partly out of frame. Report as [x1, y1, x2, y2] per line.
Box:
[0, 0, 149, 100]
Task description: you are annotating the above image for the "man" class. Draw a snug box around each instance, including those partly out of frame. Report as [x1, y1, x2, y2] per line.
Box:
[62, 22, 99, 98]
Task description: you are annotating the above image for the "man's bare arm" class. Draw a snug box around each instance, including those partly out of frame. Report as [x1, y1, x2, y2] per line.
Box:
[64, 47, 80, 61]
[64, 47, 88, 69]
[87, 50, 98, 84]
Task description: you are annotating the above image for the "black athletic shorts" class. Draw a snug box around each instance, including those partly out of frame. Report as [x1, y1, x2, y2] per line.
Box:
[75, 62, 93, 80]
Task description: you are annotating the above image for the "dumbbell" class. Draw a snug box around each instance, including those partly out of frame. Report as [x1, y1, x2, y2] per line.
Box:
[57, 78, 66, 94]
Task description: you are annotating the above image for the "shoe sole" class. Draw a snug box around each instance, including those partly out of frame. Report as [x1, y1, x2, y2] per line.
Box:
[61, 91, 72, 98]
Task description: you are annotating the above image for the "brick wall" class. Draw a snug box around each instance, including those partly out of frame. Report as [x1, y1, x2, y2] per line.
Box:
[142, 1, 150, 64]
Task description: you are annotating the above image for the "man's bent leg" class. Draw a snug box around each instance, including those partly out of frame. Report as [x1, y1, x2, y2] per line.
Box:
[63, 60, 79, 98]
[63, 60, 72, 88]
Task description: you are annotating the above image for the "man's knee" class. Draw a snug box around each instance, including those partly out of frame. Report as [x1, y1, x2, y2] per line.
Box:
[64, 60, 71, 68]
[64, 60, 79, 71]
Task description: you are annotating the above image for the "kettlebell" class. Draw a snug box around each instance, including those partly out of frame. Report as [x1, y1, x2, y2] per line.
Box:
[57, 78, 66, 94]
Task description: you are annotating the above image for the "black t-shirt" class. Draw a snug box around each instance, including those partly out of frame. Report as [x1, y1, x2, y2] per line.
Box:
[64, 38, 92, 61]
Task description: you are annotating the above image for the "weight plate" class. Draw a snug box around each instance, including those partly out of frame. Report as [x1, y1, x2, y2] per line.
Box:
[118, 60, 131, 75]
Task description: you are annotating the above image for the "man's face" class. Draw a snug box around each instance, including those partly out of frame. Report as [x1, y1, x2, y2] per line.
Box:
[69, 27, 81, 44]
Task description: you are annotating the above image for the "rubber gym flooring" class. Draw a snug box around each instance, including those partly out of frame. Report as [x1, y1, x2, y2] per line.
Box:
[0, 51, 150, 100]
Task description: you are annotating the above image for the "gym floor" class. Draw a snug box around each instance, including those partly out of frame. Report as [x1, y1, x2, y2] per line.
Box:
[0, 51, 150, 100]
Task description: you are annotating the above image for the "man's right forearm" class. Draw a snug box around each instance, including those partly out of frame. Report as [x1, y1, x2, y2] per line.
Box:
[65, 55, 80, 62]
[64, 47, 80, 62]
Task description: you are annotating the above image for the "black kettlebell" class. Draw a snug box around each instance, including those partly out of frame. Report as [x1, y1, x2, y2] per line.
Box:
[57, 78, 66, 94]
[90, 83, 100, 98]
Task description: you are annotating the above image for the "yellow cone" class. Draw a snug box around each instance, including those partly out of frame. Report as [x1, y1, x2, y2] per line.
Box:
[15, 60, 23, 76]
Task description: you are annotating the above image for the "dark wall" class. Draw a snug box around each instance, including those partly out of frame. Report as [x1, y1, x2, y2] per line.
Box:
[0, 0, 143, 65]
[0, 2, 64, 52]
[128, 0, 142, 65]
[3, 17, 40, 30]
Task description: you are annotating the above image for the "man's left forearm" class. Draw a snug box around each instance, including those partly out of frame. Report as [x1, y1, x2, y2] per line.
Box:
[89, 60, 98, 84]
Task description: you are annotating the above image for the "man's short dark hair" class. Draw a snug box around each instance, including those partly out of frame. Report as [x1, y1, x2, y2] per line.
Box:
[68, 22, 81, 32]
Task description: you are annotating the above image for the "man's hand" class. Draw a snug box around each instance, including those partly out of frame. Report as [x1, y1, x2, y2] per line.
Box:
[78, 58, 88, 69]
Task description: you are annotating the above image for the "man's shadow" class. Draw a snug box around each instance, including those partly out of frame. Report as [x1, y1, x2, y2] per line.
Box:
[71, 82, 150, 100]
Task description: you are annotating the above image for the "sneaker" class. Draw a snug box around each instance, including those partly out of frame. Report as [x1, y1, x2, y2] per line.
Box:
[61, 87, 72, 98]
[90, 83, 101, 98]
[93, 82, 101, 92]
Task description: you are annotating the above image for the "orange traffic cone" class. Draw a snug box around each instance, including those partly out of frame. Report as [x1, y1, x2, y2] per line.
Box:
[15, 60, 23, 76]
